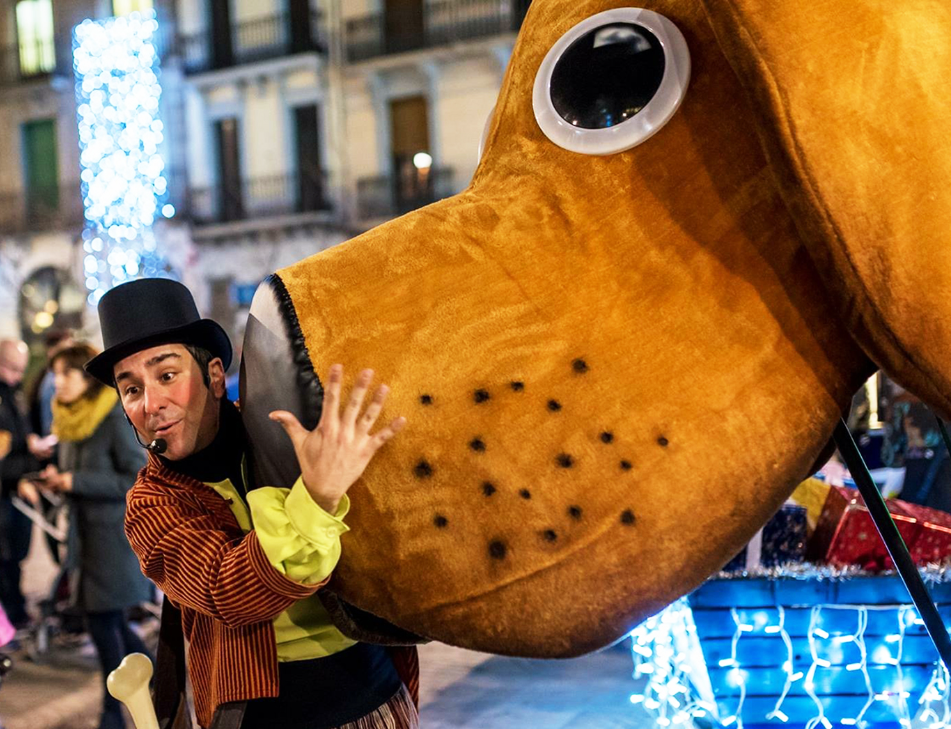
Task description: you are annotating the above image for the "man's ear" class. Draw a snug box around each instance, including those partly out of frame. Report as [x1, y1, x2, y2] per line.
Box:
[208, 357, 227, 399]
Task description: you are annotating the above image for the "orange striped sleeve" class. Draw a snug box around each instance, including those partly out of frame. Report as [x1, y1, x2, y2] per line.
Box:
[125, 481, 323, 628]
[389, 646, 421, 709]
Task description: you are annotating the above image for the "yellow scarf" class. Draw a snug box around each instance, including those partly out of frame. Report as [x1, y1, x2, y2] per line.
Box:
[52, 387, 119, 443]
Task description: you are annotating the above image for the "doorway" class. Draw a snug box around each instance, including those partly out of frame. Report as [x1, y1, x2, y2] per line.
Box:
[208, 0, 234, 68]
[288, 0, 314, 52]
[214, 118, 244, 221]
[384, 0, 424, 55]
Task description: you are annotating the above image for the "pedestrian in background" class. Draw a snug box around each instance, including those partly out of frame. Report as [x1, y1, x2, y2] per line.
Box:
[26, 331, 73, 571]
[19, 342, 153, 729]
[882, 378, 951, 512]
[27, 330, 73, 465]
[0, 339, 38, 629]
[29, 331, 75, 444]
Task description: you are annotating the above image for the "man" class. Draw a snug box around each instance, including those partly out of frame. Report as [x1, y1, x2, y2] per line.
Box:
[84, 279, 418, 729]
[0, 339, 37, 629]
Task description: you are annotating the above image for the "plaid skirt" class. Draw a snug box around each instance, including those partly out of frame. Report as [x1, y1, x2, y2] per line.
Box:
[334, 684, 418, 729]
[228, 684, 419, 729]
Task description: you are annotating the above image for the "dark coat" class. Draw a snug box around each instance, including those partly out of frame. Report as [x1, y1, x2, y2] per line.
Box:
[0, 381, 38, 497]
[58, 403, 153, 613]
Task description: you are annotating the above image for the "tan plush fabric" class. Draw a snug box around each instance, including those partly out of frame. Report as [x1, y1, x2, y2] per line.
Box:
[271, 0, 876, 657]
[701, 0, 951, 417]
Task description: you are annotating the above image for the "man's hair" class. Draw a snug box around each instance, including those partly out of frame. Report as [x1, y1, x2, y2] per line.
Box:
[184, 344, 214, 388]
[51, 343, 106, 401]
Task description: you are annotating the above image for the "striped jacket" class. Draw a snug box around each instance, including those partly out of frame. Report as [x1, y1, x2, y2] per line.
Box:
[125, 453, 420, 728]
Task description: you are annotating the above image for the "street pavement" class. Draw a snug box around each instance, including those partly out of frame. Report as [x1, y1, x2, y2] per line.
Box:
[1, 526, 648, 729]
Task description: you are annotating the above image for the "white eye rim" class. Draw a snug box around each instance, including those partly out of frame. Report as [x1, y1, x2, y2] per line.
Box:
[532, 8, 691, 156]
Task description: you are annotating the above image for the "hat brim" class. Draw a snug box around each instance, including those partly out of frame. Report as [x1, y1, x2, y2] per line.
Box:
[85, 319, 233, 386]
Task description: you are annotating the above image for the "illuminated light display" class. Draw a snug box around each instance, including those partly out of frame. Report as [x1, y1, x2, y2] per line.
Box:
[73, 10, 170, 304]
[629, 577, 951, 729]
[629, 599, 718, 726]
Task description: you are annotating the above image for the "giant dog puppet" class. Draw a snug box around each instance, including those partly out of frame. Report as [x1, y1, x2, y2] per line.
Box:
[240, 0, 951, 658]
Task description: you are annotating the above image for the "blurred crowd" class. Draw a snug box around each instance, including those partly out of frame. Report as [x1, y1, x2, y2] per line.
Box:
[0, 333, 157, 729]
[841, 375, 951, 512]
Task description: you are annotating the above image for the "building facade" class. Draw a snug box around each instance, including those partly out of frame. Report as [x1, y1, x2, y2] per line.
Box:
[0, 0, 527, 361]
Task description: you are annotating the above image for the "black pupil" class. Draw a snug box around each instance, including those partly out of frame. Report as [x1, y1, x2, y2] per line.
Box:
[550, 23, 665, 130]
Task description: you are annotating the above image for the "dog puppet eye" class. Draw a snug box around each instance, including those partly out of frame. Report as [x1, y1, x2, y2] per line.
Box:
[533, 8, 690, 155]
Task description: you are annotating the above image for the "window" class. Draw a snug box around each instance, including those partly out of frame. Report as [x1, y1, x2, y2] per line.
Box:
[214, 118, 244, 221]
[389, 95, 432, 213]
[15, 0, 55, 77]
[19, 267, 84, 345]
[293, 104, 325, 212]
[112, 0, 154, 16]
[21, 119, 59, 223]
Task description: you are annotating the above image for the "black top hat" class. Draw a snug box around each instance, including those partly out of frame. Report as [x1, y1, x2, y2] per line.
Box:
[85, 278, 233, 386]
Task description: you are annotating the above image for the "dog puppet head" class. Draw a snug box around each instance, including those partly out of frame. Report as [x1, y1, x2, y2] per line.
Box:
[241, 0, 948, 657]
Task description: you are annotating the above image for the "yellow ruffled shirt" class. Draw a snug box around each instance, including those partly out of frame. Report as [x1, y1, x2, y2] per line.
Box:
[204, 475, 358, 661]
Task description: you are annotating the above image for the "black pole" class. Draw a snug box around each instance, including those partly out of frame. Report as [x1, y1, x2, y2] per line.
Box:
[935, 415, 951, 458]
[833, 419, 951, 670]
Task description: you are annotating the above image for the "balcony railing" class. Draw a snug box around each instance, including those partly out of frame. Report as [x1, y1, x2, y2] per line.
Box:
[187, 171, 332, 226]
[356, 167, 455, 220]
[181, 11, 324, 74]
[0, 36, 72, 87]
[346, 0, 530, 63]
[0, 183, 85, 235]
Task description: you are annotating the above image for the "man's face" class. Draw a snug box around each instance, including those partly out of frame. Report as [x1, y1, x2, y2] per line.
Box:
[114, 343, 226, 460]
[0, 342, 28, 387]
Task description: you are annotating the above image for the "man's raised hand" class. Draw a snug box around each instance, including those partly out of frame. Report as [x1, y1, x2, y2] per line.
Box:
[269, 364, 406, 514]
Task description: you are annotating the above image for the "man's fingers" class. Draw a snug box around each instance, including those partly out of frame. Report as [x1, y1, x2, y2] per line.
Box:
[269, 410, 309, 451]
[370, 416, 407, 451]
[342, 369, 374, 431]
[319, 364, 343, 433]
[357, 384, 389, 434]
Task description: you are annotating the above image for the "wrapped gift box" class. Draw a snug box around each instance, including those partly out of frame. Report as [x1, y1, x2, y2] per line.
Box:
[808, 485, 922, 571]
[898, 503, 951, 565]
[724, 504, 808, 572]
[790, 477, 832, 534]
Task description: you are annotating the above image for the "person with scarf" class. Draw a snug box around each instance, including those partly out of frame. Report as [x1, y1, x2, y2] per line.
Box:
[20, 342, 154, 729]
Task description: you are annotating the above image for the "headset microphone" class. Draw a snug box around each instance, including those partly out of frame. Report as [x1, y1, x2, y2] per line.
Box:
[145, 437, 168, 455]
[124, 413, 168, 454]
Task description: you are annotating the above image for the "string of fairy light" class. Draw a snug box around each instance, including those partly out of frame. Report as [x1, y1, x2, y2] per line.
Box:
[629, 600, 951, 728]
[628, 600, 717, 726]
[73, 10, 174, 305]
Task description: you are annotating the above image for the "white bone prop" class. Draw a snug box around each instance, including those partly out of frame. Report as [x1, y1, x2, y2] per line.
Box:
[107, 653, 159, 729]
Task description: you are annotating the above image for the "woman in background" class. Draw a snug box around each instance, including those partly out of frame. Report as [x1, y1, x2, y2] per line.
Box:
[882, 377, 951, 512]
[20, 343, 153, 729]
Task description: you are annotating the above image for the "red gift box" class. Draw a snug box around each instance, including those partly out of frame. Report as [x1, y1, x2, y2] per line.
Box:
[808, 486, 922, 571]
[896, 502, 951, 565]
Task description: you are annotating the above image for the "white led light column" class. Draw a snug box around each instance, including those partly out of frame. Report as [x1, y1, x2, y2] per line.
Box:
[73, 11, 172, 304]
